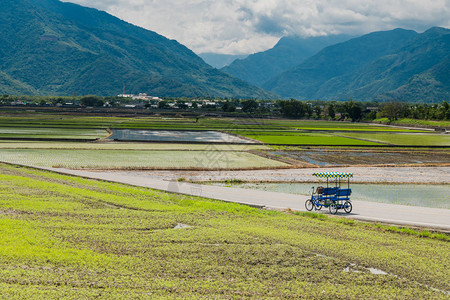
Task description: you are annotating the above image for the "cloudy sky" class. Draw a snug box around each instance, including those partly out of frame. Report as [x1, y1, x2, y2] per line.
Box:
[64, 0, 450, 55]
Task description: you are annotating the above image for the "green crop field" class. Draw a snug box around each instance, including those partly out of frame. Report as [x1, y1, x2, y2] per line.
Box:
[0, 149, 287, 169]
[0, 164, 448, 298]
[242, 133, 382, 145]
[341, 133, 450, 146]
[293, 127, 427, 132]
[375, 118, 450, 128]
[262, 120, 428, 132]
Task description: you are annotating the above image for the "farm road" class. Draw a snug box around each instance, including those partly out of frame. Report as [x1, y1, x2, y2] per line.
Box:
[44, 167, 450, 232]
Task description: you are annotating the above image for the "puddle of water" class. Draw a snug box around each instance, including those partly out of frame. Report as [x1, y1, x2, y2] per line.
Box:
[367, 267, 388, 275]
[213, 182, 450, 209]
[173, 223, 191, 229]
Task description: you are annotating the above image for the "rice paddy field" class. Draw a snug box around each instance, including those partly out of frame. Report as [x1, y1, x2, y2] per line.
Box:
[0, 127, 108, 140]
[0, 113, 447, 146]
[0, 112, 448, 171]
[268, 149, 450, 166]
[0, 163, 448, 298]
[339, 132, 450, 146]
[240, 132, 382, 145]
[0, 149, 287, 170]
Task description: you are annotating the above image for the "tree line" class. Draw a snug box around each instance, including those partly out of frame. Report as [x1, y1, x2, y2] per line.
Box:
[278, 99, 450, 122]
[1, 94, 449, 122]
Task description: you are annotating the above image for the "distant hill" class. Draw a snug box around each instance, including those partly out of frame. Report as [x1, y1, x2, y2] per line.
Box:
[263, 27, 450, 102]
[198, 53, 248, 69]
[0, 0, 272, 98]
[221, 35, 353, 87]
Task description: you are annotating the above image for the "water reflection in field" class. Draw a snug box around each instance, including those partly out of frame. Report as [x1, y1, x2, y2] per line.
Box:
[215, 182, 449, 209]
[110, 129, 255, 143]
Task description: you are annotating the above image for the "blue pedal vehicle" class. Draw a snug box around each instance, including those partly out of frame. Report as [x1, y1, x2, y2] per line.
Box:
[305, 172, 353, 214]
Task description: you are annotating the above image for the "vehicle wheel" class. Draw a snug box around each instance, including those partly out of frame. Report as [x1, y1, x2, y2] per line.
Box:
[329, 203, 337, 214]
[344, 201, 352, 213]
[305, 200, 314, 211]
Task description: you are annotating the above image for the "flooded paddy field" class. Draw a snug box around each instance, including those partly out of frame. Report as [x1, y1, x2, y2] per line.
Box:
[110, 129, 257, 143]
[270, 150, 450, 166]
[213, 182, 450, 209]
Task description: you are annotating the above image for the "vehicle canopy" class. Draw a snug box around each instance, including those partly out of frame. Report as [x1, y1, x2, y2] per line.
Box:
[313, 172, 353, 178]
[313, 172, 353, 188]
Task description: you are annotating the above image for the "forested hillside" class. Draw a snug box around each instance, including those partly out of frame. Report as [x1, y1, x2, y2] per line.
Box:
[0, 0, 271, 98]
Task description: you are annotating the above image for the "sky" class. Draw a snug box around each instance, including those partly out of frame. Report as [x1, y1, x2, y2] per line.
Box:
[64, 0, 450, 55]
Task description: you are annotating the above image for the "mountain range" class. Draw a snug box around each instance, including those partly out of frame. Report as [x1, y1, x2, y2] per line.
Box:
[232, 27, 450, 103]
[221, 34, 353, 87]
[0, 0, 271, 98]
[1, 0, 449, 102]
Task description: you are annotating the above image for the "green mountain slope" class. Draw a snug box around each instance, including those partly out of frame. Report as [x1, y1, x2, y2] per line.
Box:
[380, 55, 450, 102]
[263, 28, 419, 99]
[264, 27, 450, 102]
[221, 35, 352, 87]
[0, 71, 38, 95]
[0, 0, 271, 98]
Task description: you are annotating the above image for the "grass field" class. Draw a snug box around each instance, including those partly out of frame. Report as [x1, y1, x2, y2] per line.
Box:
[0, 163, 448, 298]
[0, 149, 287, 169]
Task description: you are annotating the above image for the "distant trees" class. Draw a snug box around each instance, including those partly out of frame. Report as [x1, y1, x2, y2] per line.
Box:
[342, 99, 363, 121]
[279, 99, 363, 121]
[80, 96, 103, 107]
[279, 99, 308, 118]
[222, 101, 236, 112]
[176, 100, 188, 109]
[0, 95, 11, 105]
[376, 101, 450, 121]
[1, 92, 448, 122]
[313, 105, 322, 119]
[381, 102, 406, 121]
[158, 100, 169, 109]
[241, 99, 258, 113]
[327, 104, 336, 119]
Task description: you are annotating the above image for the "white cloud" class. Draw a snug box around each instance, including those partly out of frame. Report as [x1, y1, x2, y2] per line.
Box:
[63, 0, 450, 54]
